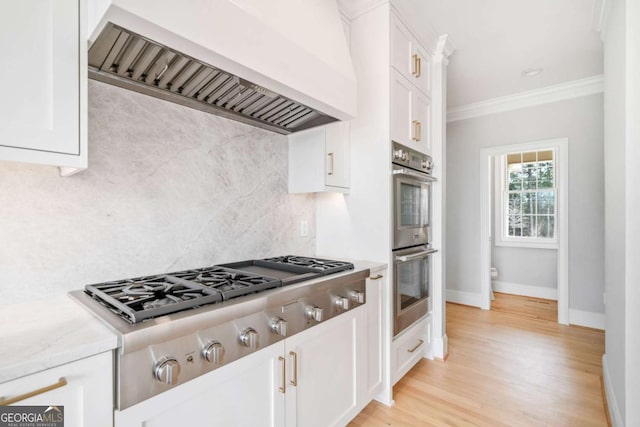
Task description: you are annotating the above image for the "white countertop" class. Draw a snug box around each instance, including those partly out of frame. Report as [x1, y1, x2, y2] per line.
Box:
[0, 294, 118, 384]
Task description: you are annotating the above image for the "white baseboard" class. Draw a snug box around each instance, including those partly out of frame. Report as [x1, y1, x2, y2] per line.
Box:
[569, 309, 605, 330]
[431, 334, 448, 360]
[446, 290, 481, 307]
[492, 281, 558, 300]
[602, 354, 623, 427]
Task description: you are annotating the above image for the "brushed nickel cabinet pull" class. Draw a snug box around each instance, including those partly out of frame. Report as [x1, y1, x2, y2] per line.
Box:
[369, 274, 383, 280]
[289, 351, 298, 386]
[0, 378, 67, 405]
[278, 356, 286, 394]
[408, 339, 425, 353]
[327, 152, 334, 175]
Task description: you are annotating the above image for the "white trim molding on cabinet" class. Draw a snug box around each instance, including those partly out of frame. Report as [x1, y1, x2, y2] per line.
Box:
[447, 75, 604, 123]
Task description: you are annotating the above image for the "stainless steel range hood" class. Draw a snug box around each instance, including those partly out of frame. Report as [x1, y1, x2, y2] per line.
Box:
[89, 24, 336, 134]
[87, 0, 356, 135]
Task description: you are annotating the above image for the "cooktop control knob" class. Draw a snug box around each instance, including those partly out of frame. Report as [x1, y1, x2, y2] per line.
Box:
[393, 149, 403, 160]
[271, 318, 288, 337]
[202, 340, 225, 364]
[305, 305, 324, 322]
[335, 296, 350, 310]
[154, 356, 180, 385]
[350, 291, 365, 304]
[239, 327, 259, 349]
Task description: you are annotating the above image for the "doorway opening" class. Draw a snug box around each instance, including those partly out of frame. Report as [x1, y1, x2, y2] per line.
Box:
[479, 138, 569, 324]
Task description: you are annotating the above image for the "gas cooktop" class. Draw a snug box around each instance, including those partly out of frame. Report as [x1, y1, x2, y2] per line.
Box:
[83, 256, 354, 324]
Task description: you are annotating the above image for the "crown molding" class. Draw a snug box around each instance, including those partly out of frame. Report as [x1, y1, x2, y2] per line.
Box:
[435, 34, 456, 59]
[337, 0, 388, 20]
[447, 74, 604, 123]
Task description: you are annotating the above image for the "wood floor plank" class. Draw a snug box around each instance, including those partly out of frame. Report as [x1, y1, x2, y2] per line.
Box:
[350, 293, 607, 426]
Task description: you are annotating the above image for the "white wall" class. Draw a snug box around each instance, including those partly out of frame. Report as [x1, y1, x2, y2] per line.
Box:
[602, 0, 640, 424]
[446, 94, 604, 314]
[0, 80, 316, 307]
[603, 0, 626, 422]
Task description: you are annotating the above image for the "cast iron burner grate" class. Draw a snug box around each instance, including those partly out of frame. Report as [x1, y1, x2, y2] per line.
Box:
[84, 275, 222, 324]
[168, 266, 282, 300]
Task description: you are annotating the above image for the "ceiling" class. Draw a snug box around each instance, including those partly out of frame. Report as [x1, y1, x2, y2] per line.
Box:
[417, 0, 604, 107]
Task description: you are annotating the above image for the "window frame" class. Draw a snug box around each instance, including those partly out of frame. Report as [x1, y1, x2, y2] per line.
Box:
[495, 148, 559, 249]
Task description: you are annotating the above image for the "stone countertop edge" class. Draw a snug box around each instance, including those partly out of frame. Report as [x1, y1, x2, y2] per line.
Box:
[0, 294, 118, 384]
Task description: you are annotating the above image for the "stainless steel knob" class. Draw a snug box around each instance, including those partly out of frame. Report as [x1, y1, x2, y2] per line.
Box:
[239, 327, 259, 349]
[350, 291, 365, 304]
[394, 149, 403, 160]
[402, 152, 408, 161]
[202, 340, 225, 364]
[335, 296, 350, 310]
[271, 318, 288, 337]
[154, 356, 180, 385]
[305, 305, 324, 322]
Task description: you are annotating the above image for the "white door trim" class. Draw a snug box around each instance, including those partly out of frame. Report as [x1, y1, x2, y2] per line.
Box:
[479, 138, 569, 324]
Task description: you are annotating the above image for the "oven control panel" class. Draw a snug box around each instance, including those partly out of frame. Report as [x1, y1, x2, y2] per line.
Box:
[392, 141, 433, 174]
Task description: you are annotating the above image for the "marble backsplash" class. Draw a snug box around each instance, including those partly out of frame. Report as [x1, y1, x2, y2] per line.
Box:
[0, 80, 315, 306]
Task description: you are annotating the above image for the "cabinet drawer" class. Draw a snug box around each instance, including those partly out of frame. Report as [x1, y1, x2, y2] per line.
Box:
[392, 317, 429, 385]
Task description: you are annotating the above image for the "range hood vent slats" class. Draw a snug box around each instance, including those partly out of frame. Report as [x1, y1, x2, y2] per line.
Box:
[88, 23, 338, 134]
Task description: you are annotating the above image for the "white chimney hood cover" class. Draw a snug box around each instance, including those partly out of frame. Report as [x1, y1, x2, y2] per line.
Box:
[87, 0, 356, 126]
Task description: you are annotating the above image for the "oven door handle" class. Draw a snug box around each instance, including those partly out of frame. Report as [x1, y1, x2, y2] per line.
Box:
[392, 168, 438, 182]
[395, 248, 438, 263]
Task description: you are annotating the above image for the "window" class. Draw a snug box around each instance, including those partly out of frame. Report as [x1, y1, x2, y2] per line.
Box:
[500, 149, 557, 246]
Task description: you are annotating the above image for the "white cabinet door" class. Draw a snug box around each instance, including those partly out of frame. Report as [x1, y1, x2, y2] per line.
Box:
[390, 70, 413, 146]
[390, 13, 431, 98]
[413, 90, 432, 155]
[0, 0, 87, 172]
[115, 343, 286, 427]
[391, 70, 432, 155]
[289, 121, 350, 193]
[0, 351, 113, 427]
[325, 121, 350, 189]
[285, 307, 365, 427]
[366, 272, 385, 399]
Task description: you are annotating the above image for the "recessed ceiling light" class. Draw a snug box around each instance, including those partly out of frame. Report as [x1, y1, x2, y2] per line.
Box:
[522, 68, 543, 77]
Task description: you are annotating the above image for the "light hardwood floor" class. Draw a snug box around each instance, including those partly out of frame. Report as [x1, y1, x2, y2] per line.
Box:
[350, 293, 607, 426]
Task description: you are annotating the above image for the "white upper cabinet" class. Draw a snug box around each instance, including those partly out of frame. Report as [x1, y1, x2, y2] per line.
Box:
[0, 0, 87, 175]
[391, 70, 431, 154]
[289, 121, 351, 193]
[390, 12, 431, 97]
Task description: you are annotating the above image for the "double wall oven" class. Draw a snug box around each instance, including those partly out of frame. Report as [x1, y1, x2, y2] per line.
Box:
[391, 141, 437, 336]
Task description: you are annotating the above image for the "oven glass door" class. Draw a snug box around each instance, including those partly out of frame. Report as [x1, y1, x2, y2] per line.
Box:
[394, 175, 431, 249]
[393, 247, 434, 336]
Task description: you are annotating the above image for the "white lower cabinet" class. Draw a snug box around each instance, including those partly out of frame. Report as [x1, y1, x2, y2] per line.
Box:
[392, 315, 430, 385]
[0, 351, 113, 427]
[116, 306, 366, 427]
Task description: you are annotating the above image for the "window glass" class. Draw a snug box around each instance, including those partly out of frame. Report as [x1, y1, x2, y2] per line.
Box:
[504, 150, 556, 240]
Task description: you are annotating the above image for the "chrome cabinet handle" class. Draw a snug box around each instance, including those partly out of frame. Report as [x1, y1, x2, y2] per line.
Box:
[289, 351, 298, 386]
[278, 356, 286, 394]
[408, 339, 425, 353]
[328, 152, 334, 176]
[0, 378, 67, 405]
[369, 274, 383, 280]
